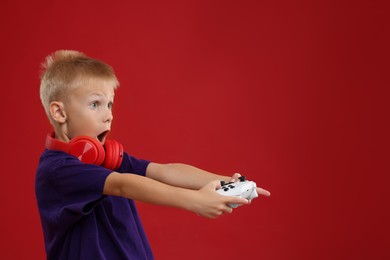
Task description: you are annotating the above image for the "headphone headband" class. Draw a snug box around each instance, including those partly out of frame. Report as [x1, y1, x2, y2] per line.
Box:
[45, 132, 70, 152]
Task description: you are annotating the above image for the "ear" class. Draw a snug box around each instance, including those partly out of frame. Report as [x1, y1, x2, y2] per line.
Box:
[49, 101, 67, 124]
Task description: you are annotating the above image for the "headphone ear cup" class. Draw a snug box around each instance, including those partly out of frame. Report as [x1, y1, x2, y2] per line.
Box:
[69, 136, 105, 165]
[103, 140, 124, 170]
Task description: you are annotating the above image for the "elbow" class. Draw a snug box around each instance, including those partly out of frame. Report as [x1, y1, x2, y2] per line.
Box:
[103, 172, 123, 197]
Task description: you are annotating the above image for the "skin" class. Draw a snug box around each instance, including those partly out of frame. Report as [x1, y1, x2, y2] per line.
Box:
[49, 78, 271, 219]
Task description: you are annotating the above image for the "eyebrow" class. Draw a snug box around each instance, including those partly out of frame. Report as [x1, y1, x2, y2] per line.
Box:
[88, 93, 115, 99]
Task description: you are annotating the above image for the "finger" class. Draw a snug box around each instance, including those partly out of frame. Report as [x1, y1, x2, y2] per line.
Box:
[207, 179, 222, 190]
[214, 179, 222, 190]
[230, 173, 241, 182]
[224, 206, 233, 214]
[257, 187, 271, 197]
[216, 206, 232, 217]
[226, 196, 249, 206]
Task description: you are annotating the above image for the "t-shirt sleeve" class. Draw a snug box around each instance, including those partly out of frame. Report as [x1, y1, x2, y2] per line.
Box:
[116, 152, 150, 175]
[36, 151, 113, 228]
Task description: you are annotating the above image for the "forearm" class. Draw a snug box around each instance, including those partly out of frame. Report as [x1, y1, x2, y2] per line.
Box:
[104, 172, 197, 211]
[146, 163, 231, 190]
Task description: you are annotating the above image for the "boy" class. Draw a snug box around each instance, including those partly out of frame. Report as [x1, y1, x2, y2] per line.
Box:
[36, 50, 270, 259]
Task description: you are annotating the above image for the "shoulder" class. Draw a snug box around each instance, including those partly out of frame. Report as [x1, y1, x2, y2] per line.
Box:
[36, 149, 112, 184]
[37, 149, 76, 175]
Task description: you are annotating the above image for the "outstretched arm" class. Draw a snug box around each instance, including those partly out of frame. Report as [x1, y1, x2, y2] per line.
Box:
[145, 162, 230, 190]
[103, 172, 249, 218]
[145, 162, 271, 197]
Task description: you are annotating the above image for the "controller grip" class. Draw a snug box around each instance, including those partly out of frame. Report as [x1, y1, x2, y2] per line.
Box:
[249, 189, 258, 200]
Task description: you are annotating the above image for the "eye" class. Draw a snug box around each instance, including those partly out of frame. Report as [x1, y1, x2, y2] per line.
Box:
[108, 102, 113, 110]
[90, 101, 99, 109]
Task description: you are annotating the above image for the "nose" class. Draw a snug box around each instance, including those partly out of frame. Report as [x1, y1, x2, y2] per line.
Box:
[104, 108, 113, 123]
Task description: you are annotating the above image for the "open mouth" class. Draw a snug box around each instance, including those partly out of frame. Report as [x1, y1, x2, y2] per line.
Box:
[97, 130, 110, 143]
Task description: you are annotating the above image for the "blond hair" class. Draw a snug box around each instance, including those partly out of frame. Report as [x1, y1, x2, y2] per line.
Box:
[39, 50, 119, 124]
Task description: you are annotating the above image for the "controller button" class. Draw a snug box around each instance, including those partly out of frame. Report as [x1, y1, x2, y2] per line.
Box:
[224, 188, 229, 192]
[239, 176, 246, 182]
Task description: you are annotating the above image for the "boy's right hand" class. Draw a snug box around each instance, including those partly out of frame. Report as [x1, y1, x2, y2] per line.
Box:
[190, 180, 249, 219]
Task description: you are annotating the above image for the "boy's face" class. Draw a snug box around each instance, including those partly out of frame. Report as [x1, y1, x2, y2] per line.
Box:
[63, 79, 115, 144]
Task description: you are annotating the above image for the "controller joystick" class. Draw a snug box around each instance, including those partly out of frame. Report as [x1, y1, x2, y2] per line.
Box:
[216, 176, 258, 208]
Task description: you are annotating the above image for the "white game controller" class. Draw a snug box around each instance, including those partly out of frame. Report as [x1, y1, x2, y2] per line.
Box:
[216, 176, 259, 208]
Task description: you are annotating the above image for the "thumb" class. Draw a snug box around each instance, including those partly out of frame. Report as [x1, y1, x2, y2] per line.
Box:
[230, 172, 241, 182]
[205, 179, 222, 190]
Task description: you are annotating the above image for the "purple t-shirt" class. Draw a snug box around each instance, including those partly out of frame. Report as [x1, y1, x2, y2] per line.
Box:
[35, 149, 154, 260]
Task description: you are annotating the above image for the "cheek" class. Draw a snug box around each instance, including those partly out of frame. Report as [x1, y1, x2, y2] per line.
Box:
[69, 111, 95, 129]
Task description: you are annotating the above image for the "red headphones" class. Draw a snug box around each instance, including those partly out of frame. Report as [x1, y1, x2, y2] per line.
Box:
[45, 132, 123, 170]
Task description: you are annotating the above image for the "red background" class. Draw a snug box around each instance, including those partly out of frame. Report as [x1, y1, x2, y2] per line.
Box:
[1, 0, 389, 259]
